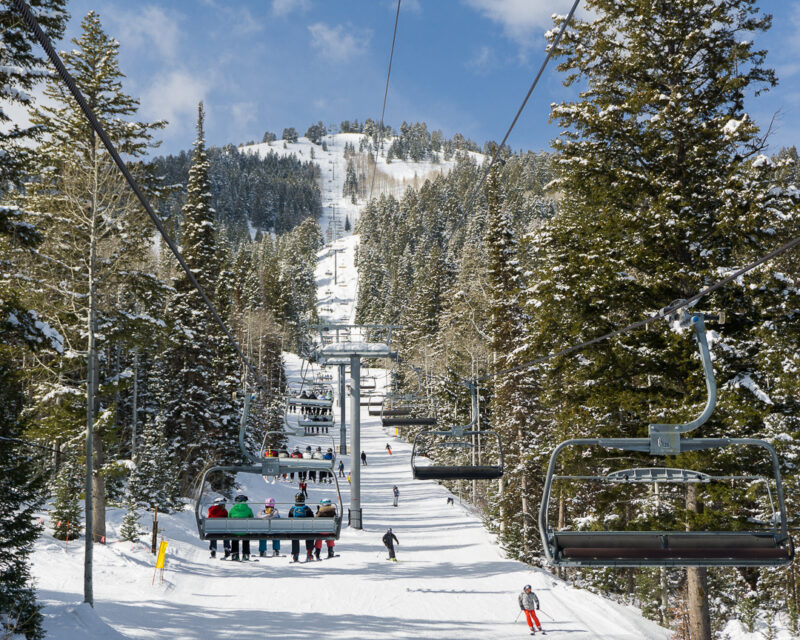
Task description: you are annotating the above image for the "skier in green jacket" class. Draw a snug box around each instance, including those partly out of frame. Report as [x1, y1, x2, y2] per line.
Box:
[228, 495, 254, 560]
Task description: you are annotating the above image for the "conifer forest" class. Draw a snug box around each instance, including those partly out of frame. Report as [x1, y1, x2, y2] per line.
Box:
[1, 1, 800, 639]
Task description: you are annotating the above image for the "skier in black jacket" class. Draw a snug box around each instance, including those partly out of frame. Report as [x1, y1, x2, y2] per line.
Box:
[288, 493, 315, 562]
[382, 528, 399, 561]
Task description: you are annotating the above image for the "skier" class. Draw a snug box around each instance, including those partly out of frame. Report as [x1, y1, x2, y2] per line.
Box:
[258, 498, 281, 557]
[207, 497, 230, 559]
[322, 447, 334, 483]
[361, 451, 367, 466]
[338, 460, 345, 477]
[518, 585, 543, 635]
[228, 495, 254, 561]
[382, 528, 399, 561]
[313, 499, 337, 559]
[386, 443, 392, 455]
[288, 492, 315, 562]
[298, 479, 308, 499]
[392, 485, 399, 507]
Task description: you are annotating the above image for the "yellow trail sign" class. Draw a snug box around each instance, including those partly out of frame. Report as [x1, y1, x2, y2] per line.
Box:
[155, 541, 168, 569]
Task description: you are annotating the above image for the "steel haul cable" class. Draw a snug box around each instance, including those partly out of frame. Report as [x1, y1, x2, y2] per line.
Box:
[11, 0, 271, 396]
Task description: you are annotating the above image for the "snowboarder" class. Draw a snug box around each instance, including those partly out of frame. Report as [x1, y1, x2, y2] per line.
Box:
[338, 460, 345, 477]
[313, 499, 337, 559]
[207, 497, 231, 559]
[392, 485, 399, 507]
[361, 451, 367, 465]
[382, 528, 399, 561]
[288, 492, 315, 562]
[258, 498, 281, 557]
[228, 495, 254, 561]
[518, 585, 543, 635]
[385, 443, 392, 455]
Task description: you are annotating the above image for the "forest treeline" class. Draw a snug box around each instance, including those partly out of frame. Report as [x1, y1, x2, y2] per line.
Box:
[0, 8, 319, 638]
[355, 2, 800, 638]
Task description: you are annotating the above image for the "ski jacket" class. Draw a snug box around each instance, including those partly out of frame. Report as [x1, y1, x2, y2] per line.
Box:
[382, 532, 398, 547]
[291, 452, 303, 459]
[518, 590, 540, 611]
[207, 504, 228, 518]
[228, 503, 254, 519]
[259, 507, 280, 519]
[311, 452, 322, 460]
[393, 487, 399, 497]
[264, 449, 278, 458]
[323, 452, 333, 461]
[338, 461, 344, 469]
[288, 505, 314, 518]
[317, 504, 336, 517]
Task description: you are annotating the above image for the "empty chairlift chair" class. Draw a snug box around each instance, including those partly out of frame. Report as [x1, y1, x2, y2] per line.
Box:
[411, 381, 504, 481]
[381, 394, 436, 427]
[538, 311, 794, 568]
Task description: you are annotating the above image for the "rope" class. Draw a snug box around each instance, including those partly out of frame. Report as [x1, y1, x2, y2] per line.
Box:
[479, 230, 800, 383]
[460, 0, 581, 216]
[12, 0, 272, 396]
[367, 0, 401, 206]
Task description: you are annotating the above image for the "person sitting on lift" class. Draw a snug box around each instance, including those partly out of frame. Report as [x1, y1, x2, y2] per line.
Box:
[228, 495, 254, 561]
[258, 497, 281, 557]
[207, 497, 230, 559]
[314, 499, 337, 559]
[288, 492, 315, 562]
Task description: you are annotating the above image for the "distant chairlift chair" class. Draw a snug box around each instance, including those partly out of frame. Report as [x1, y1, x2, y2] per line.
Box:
[195, 403, 343, 542]
[411, 380, 504, 481]
[538, 310, 794, 568]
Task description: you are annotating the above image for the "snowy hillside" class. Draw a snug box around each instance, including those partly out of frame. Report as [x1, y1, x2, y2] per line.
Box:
[240, 132, 480, 239]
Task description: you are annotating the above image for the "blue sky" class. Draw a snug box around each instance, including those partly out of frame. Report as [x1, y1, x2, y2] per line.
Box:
[55, 0, 800, 157]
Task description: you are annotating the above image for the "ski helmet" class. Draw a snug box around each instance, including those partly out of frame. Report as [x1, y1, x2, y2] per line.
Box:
[387, 528, 392, 532]
[524, 585, 531, 591]
[294, 492, 305, 504]
[265, 497, 275, 508]
[235, 494, 248, 503]
[212, 497, 225, 505]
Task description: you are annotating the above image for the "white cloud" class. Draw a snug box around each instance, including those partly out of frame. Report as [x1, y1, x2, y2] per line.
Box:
[462, 0, 580, 45]
[231, 102, 257, 128]
[142, 70, 209, 137]
[272, 0, 311, 17]
[308, 23, 371, 62]
[104, 5, 182, 61]
[466, 45, 496, 75]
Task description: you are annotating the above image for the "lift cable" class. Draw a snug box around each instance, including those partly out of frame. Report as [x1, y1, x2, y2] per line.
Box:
[367, 0, 401, 207]
[12, 0, 271, 395]
[459, 0, 581, 217]
[478, 229, 800, 383]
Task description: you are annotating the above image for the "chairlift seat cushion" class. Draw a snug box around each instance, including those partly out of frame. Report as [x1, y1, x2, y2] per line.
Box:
[382, 417, 437, 427]
[413, 465, 503, 480]
[554, 531, 791, 564]
[382, 409, 412, 416]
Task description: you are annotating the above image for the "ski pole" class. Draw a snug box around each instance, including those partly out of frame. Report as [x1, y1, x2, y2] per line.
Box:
[538, 608, 553, 621]
[514, 610, 522, 623]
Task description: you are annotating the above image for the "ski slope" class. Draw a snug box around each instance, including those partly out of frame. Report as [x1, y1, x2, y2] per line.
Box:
[28, 134, 676, 640]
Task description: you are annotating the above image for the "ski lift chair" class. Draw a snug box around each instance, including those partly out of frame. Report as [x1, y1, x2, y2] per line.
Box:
[411, 381, 504, 480]
[381, 394, 436, 427]
[368, 396, 385, 416]
[196, 429, 343, 542]
[538, 311, 794, 568]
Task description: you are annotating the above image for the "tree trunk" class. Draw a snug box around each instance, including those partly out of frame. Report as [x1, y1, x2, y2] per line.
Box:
[686, 484, 711, 639]
[92, 434, 105, 543]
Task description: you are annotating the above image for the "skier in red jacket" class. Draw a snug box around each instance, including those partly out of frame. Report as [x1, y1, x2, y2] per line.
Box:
[207, 497, 231, 559]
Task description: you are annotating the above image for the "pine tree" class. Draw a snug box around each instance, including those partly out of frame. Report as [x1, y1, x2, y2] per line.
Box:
[128, 414, 179, 513]
[50, 455, 83, 542]
[119, 495, 140, 543]
[0, 4, 68, 637]
[528, 0, 800, 633]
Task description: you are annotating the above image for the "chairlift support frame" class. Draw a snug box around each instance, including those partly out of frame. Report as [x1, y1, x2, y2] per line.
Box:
[538, 312, 793, 567]
[195, 398, 343, 541]
[411, 380, 504, 481]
